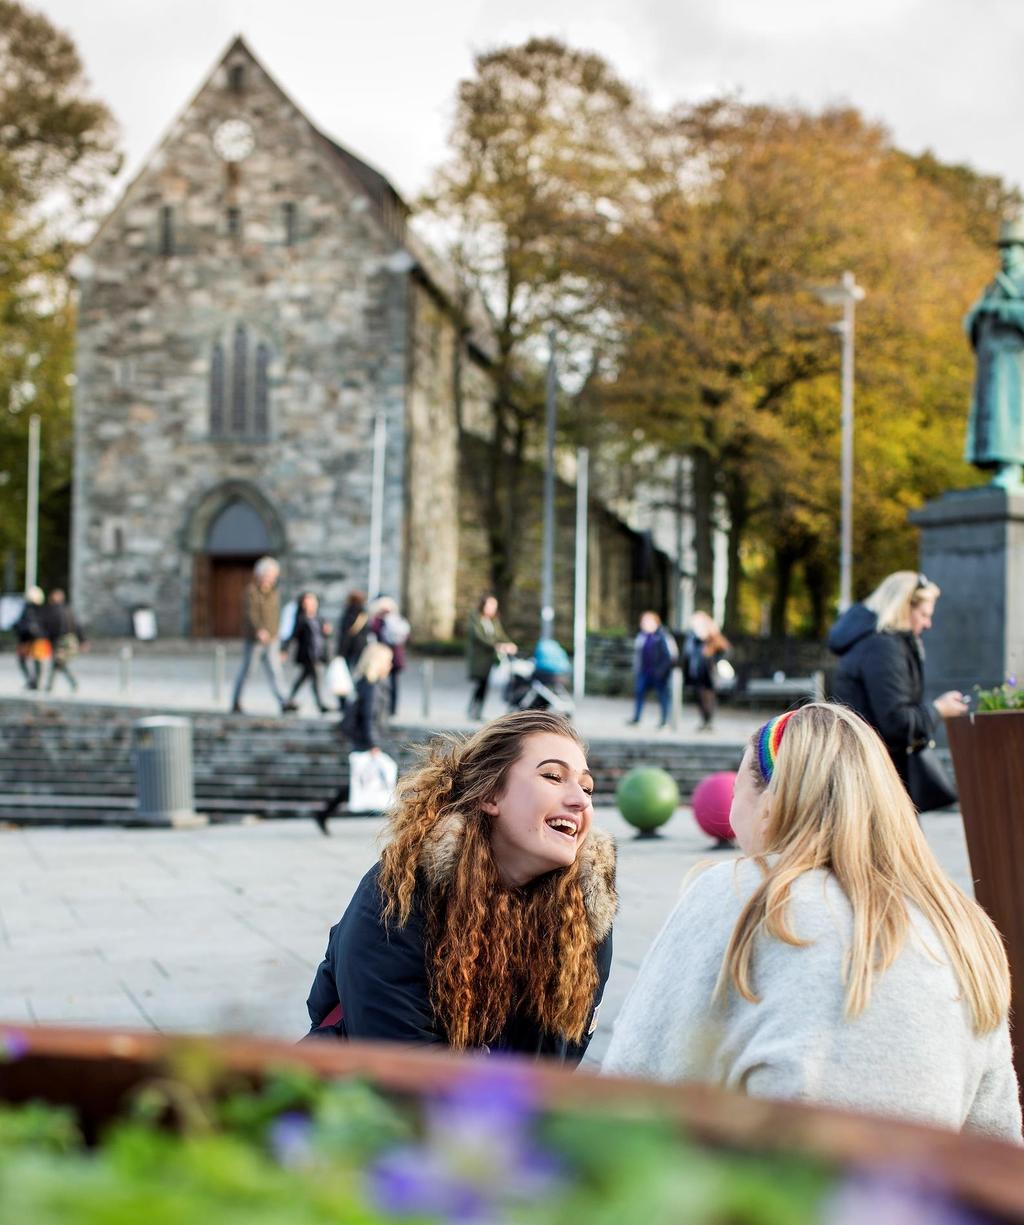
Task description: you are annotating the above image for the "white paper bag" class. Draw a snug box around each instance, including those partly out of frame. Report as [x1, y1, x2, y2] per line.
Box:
[348, 750, 398, 814]
[326, 655, 354, 697]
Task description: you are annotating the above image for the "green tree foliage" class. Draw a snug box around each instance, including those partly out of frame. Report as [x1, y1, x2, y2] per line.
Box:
[0, 0, 120, 590]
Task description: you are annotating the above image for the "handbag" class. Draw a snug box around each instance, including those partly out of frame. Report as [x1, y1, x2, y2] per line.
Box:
[325, 655, 353, 697]
[905, 741, 958, 813]
[348, 749, 398, 814]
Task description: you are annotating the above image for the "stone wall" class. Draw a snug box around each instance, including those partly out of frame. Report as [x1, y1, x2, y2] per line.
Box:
[72, 43, 408, 635]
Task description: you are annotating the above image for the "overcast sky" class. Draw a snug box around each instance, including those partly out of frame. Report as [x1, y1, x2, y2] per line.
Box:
[32, 0, 1024, 216]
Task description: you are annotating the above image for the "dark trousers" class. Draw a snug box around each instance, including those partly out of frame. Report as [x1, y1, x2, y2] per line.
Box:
[633, 672, 670, 724]
[17, 651, 40, 689]
[289, 663, 326, 710]
[695, 684, 716, 727]
[468, 673, 490, 719]
[46, 659, 78, 693]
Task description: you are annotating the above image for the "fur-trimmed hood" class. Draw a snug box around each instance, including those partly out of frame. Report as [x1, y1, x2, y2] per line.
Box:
[419, 814, 618, 942]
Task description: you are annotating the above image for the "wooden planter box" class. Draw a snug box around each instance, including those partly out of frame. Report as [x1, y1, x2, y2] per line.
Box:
[1, 1024, 1023, 1221]
[946, 710, 1024, 1088]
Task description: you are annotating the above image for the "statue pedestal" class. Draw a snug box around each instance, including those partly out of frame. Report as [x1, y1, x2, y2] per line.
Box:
[909, 487, 1024, 705]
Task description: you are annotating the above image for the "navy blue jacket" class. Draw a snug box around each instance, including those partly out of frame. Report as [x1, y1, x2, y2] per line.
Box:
[828, 603, 937, 780]
[306, 863, 612, 1065]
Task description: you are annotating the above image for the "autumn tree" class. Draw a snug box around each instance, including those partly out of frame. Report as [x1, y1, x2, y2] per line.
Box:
[418, 37, 649, 607]
[0, 0, 120, 589]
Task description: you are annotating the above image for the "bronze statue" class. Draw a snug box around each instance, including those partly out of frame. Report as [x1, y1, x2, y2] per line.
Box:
[965, 217, 1024, 490]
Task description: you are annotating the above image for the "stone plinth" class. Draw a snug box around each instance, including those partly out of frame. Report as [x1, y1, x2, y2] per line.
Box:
[909, 487, 1024, 703]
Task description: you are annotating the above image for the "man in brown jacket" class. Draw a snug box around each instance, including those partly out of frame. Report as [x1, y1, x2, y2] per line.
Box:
[229, 556, 295, 714]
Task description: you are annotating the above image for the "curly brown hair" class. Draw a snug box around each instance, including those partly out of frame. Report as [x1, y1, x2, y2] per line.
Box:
[377, 710, 601, 1050]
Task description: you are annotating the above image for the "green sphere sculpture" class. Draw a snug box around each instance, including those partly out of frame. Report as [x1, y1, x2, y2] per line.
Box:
[615, 766, 680, 837]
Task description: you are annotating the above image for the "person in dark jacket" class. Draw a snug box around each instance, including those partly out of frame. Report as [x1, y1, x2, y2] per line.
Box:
[313, 641, 393, 834]
[829, 571, 967, 796]
[335, 589, 370, 714]
[14, 586, 45, 690]
[305, 709, 616, 1064]
[466, 594, 516, 720]
[367, 595, 409, 717]
[682, 611, 731, 732]
[285, 592, 332, 713]
[41, 589, 86, 693]
[628, 611, 677, 728]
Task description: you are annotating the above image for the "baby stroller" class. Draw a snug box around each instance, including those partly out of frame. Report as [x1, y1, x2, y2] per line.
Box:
[504, 639, 575, 718]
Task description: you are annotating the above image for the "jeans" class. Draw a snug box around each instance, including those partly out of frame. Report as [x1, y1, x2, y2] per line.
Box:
[231, 638, 286, 709]
[633, 672, 670, 724]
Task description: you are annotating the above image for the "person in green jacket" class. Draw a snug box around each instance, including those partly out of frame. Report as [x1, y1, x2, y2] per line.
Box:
[466, 594, 516, 720]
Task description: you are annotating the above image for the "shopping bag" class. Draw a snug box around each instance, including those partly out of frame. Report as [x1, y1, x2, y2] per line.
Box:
[326, 655, 354, 697]
[348, 750, 398, 814]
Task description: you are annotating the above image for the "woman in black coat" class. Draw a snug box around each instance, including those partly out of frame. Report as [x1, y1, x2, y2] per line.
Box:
[305, 708, 616, 1064]
[828, 571, 967, 796]
[285, 592, 332, 713]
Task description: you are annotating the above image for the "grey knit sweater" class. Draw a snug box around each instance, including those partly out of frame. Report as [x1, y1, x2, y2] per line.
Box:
[602, 859, 1022, 1143]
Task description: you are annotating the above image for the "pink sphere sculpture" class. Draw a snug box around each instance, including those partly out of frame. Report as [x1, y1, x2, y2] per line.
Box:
[692, 771, 737, 844]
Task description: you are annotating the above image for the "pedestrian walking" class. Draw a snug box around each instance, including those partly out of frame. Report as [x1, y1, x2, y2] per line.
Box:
[466, 594, 516, 720]
[229, 556, 295, 715]
[14, 586, 46, 690]
[284, 592, 332, 714]
[334, 590, 369, 713]
[603, 703, 1021, 1141]
[41, 589, 85, 693]
[682, 611, 731, 731]
[828, 571, 965, 810]
[628, 611, 677, 728]
[305, 709, 616, 1061]
[367, 596, 409, 717]
[313, 640, 393, 834]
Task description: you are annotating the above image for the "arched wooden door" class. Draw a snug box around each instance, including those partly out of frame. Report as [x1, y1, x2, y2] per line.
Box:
[193, 499, 275, 637]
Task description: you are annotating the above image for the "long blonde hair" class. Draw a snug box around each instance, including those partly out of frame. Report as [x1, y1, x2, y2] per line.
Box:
[378, 711, 601, 1050]
[865, 570, 941, 632]
[719, 703, 1009, 1034]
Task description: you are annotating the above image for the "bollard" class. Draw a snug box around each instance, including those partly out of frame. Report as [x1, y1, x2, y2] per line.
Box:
[421, 658, 433, 720]
[213, 644, 226, 703]
[670, 667, 683, 731]
[119, 644, 133, 692]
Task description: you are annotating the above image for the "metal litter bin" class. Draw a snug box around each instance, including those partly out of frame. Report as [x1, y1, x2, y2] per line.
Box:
[132, 716, 196, 825]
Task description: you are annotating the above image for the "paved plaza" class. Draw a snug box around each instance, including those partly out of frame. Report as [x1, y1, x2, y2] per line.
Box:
[0, 807, 972, 1067]
[0, 644, 766, 743]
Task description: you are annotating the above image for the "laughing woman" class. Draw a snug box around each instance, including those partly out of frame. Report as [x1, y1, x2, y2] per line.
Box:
[306, 710, 616, 1062]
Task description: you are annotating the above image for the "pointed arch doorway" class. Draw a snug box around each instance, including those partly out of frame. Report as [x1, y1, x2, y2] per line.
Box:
[185, 484, 286, 637]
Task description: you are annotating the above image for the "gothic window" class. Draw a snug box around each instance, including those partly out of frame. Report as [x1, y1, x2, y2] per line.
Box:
[159, 204, 174, 256]
[209, 343, 225, 435]
[228, 62, 246, 93]
[253, 343, 270, 436]
[210, 325, 271, 439]
[226, 206, 241, 239]
[282, 201, 296, 246]
[231, 323, 248, 433]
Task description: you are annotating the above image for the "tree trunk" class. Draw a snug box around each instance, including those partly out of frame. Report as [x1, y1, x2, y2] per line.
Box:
[804, 556, 830, 639]
[691, 446, 716, 613]
[770, 546, 796, 638]
[723, 476, 748, 636]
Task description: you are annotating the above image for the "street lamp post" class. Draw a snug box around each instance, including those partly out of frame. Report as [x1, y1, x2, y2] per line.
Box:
[25, 413, 41, 593]
[540, 328, 557, 641]
[816, 271, 866, 613]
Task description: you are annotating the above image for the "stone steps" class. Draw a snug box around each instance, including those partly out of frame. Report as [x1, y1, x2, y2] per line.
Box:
[0, 698, 746, 824]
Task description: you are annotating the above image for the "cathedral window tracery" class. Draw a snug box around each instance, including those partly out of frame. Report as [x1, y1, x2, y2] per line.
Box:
[210, 324, 271, 440]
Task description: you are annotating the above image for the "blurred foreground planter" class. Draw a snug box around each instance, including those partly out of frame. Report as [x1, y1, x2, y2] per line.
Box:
[1, 1024, 1023, 1222]
[947, 710, 1024, 1090]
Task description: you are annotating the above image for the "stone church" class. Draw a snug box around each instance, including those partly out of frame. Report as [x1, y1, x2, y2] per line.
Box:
[71, 37, 670, 639]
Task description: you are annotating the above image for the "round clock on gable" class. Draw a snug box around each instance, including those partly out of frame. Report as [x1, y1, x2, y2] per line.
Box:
[212, 118, 255, 163]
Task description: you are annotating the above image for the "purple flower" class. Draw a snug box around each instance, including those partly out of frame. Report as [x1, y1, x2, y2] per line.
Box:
[824, 1170, 985, 1225]
[269, 1111, 314, 1168]
[367, 1063, 563, 1221]
[1007, 675, 1018, 688]
[0, 1030, 28, 1061]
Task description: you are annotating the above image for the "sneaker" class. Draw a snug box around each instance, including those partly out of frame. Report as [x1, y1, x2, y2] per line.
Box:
[282, 701, 299, 713]
[313, 810, 331, 836]
[230, 702, 244, 714]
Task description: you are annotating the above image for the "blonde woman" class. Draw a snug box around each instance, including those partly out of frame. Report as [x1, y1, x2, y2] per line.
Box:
[306, 709, 616, 1058]
[828, 571, 966, 806]
[603, 704, 1020, 1141]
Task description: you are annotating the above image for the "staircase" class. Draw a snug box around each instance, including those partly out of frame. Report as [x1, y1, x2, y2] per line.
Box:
[0, 699, 747, 825]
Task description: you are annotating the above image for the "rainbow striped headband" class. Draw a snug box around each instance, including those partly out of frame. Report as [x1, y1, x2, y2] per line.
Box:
[755, 711, 797, 784]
